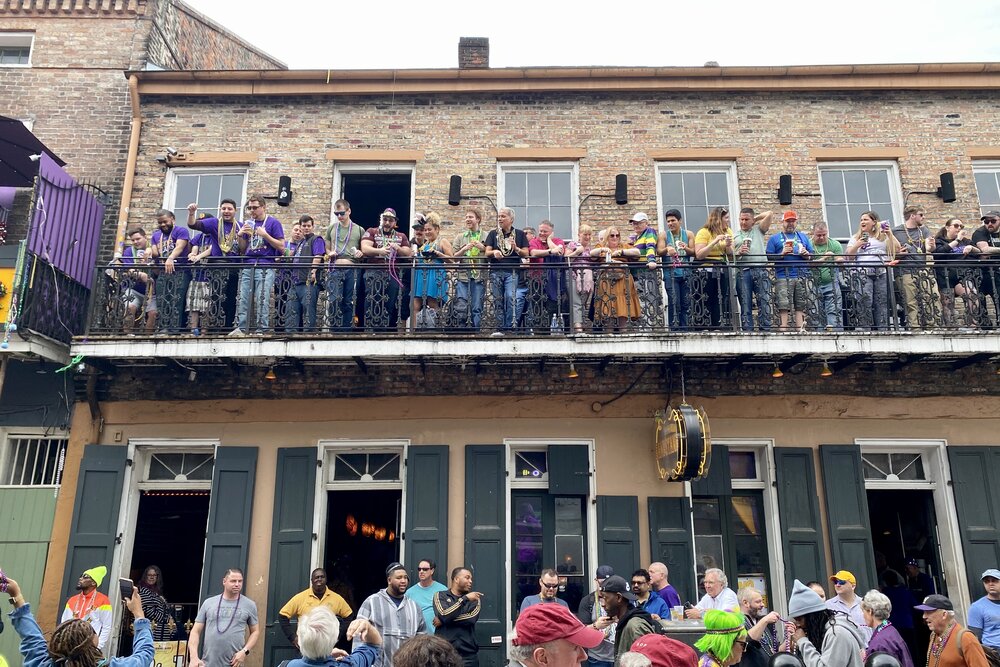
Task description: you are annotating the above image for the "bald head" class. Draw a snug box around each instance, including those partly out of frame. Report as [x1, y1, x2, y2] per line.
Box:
[648, 562, 669, 590]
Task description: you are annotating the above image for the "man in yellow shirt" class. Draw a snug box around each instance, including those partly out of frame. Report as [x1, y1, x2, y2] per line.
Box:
[279, 569, 353, 650]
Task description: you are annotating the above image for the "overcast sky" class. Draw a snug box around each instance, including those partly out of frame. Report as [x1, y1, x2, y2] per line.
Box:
[186, 0, 1000, 70]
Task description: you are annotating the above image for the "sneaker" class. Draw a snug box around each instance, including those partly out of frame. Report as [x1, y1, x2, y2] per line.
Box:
[227, 328, 245, 337]
[191, 328, 201, 337]
[490, 331, 505, 337]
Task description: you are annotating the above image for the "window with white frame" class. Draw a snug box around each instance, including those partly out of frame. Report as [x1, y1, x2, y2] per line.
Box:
[657, 162, 740, 231]
[498, 163, 577, 240]
[818, 162, 902, 239]
[0, 33, 33, 67]
[164, 168, 248, 227]
[973, 161, 1000, 217]
[1, 436, 67, 486]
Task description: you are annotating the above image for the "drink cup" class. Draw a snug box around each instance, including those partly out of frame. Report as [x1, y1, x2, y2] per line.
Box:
[671, 606, 684, 621]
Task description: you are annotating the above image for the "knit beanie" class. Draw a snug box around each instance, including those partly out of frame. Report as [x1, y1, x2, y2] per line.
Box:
[83, 565, 107, 587]
[788, 579, 826, 618]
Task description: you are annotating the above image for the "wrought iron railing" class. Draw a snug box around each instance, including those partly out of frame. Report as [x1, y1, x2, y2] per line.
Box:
[84, 255, 1000, 337]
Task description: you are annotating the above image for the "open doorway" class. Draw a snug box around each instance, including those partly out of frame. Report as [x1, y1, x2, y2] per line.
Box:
[324, 489, 402, 612]
[341, 173, 413, 236]
[117, 489, 210, 655]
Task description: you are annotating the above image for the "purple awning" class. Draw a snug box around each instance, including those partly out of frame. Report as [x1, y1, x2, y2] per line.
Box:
[0, 115, 65, 188]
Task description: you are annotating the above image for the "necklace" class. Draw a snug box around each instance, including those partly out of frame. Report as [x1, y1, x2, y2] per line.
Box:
[158, 230, 173, 257]
[927, 621, 956, 667]
[215, 593, 241, 634]
[249, 219, 265, 251]
[72, 589, 98, 619]
[217, 219, 239, 255]
[332, 221, 354, 256]
[902, 225, 924, 253]
[498, 227, 515, 256]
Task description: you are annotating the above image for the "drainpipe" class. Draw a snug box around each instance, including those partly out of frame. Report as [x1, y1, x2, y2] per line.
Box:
[114, 74, 142, 258]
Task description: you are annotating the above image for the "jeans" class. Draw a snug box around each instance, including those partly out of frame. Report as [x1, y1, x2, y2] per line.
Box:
[288, 282, 319, 331]
[514, 284, 529, 328]
[737, 266, 772, 331]
[816, 281, 843, 330]
[155, 270, 191, 332]
[236, 266, 275, 332]
[326, 267, 358, 331]
[662, 270, 690, 329]
[455, 279, 485, 329]
[491, 269, 518, 330]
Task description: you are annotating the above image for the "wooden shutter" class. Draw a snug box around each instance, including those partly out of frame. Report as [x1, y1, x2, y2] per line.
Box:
[691, 444, 732, 497]
[465, 445, 506, 667]
[201, 447, 258, 604]
[819, 445, 876, 591]
[404, 446, 449, 574]
[648, 496, 696, 604]
[774, 448, 826, 596]
[547, 444, 590, 495]
[947, 446, 1000, 599]
[597, 496, 639, 578]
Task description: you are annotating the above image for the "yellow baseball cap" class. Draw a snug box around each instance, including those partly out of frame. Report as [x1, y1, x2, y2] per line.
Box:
[829, 570, 856, 586]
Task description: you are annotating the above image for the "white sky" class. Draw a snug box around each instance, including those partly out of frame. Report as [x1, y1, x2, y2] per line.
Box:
[186, 0, 1000, 70]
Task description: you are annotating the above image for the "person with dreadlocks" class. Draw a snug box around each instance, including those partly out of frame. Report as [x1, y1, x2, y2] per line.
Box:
[788, 579, 864, 667]
[1, 568, 153, 667]
[695, 609, 749, 667]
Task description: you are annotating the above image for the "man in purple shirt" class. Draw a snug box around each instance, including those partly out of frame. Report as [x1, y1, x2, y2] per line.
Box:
[231, 194, 284, 335]
[648, 562, 682, 609]
[187, 199, 243, 332]
[286, 215, 326, 332]
[119, 227, 156, 333]
[151, 209, 190, 333]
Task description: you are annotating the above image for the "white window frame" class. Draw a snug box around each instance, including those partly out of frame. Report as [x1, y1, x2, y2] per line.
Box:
[497, 161, 580, 239]
[654, 161, 742, 233]
[817, 161, 904, 239]
[0, 428, 68, 488]
[162, 166, 250, 226]
[972, 160, 1000, 216]
[0, 32, 34, 68]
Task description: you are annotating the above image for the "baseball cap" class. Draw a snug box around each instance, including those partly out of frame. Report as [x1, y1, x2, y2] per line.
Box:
[512, 603, 604, 648]
[664, 208, 683, 220]
[630, 212, 649, 223]
[595, 565, 615, 581]
[600, 575, 636, 601]
[982, 568, 1000, 580]
[914, 594, 954, 611]
[630, 634, 699, 667]
[981, 211, 1000, 221]
[381, 208, 397, 219]
[782, 210, 798, 222]
[829, 570, 856, 586]
[906, 558, 919, 567]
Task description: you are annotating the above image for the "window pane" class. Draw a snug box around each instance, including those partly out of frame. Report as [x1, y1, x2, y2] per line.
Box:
[866, 170, 891, 203]
[686, 206, 709, 229]
[197, 175, 221, 209]
[554, 497, 584, 537]
[526, 206, 548, 228]
[862, 453, 890, 480]
[511, 206, 528, 228]
[549, 206, 572, 239]
[889, 453, 925, 480]
[526, 173, 549, 206]
[821, 170, 846, 205]
[705, 172, 729, 205]
[550, 172, 571, 206]
[222, 174, 245, 204]
[515, 497, 543, 575]
[729, 451, 757, 480]
[849, 204, 873, 228]
[506, 173, 526, 207]
[975, 171, 1000, 207]
[662, 173, 684, 206]
[826, 204, 851, 239]
[683, 173, 707, 206]
[515, 451, 547, 479]
[872, 203, 895, 226]
[174, 175, 198, 209]
[844, 170, 869, 202]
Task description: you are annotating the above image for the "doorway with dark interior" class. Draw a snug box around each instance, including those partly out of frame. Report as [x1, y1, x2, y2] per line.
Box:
[868, 488, 944, 662]
[324, 489, 403, 615]
[117, 489, 210, 656]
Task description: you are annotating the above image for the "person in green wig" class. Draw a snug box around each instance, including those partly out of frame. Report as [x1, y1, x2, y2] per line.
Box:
[695, 609, 749, 667]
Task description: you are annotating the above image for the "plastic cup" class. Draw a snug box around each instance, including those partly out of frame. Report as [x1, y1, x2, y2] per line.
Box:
[671, 606, 684, 621]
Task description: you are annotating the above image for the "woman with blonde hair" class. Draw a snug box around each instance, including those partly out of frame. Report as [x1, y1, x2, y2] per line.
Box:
[566, 224, 596, 333]
[694, 609, 748, 667]
[845, 211, 900, 330]
[412, 211, 453, 328]
[693, 207, 735, 329]
[590, 226, 640, 331]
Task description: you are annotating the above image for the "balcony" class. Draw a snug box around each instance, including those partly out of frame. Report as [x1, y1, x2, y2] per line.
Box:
[75, 257, 1000, 370]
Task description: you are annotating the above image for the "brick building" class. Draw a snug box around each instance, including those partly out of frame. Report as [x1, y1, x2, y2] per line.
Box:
[13, 38, 1000, 667]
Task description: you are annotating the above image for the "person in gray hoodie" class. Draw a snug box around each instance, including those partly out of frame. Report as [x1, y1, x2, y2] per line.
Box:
[788, 579, 864, 667]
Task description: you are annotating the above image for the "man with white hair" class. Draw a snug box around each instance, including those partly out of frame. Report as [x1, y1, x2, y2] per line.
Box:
[685, 568, 738, 618]
[287, 607, 382, 667]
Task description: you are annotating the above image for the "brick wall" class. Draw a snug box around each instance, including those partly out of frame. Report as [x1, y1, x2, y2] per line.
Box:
[126, 88, 998, 244]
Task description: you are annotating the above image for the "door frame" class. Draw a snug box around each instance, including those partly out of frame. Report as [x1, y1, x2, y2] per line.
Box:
[330, 162, 417, 222]
[856, 438, 970, 622]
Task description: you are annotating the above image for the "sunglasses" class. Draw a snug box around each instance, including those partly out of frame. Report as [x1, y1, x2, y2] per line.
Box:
[248, 205, 262, 210]
[951, 224, 964, 229]
[334, 211, 347, 217]
[417, 567, 432, 572]
[984, 218, 999, 224]
[630, 581, 646, 587]
[834, 579, 849, 585]
[542, 583, 559, 589]
[609, 234, 620, 238]
[736, 641, 748, 648]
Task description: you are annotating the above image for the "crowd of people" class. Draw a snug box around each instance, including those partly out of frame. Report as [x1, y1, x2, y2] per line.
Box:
[4, 558, 997, 667]
[104, 196, 1000, 336]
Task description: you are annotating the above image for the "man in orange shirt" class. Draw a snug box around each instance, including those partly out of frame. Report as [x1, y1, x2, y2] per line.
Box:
[60, 565, 113, 652]
[916, 594, 989, 667]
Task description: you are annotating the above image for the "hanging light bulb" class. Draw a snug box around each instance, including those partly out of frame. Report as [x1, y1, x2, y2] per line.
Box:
[265, 367, 277, 381]
[820, 360, 833, 377]
[771, 363, 783, 379]
[567, 362, 579, 379]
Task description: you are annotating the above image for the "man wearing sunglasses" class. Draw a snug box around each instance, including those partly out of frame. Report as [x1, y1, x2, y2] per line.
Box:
[405, 559, 447, 634]
[973, 211, 1000, 323]
[827, 570, 872, 646]
[520, 569, 568, 613]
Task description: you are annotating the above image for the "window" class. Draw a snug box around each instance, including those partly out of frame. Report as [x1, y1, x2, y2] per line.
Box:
[657, 162, 740, 231]
[330, 452, 401, 483]
[0, 33, 33, 67]
[514, 450, 548, 481]
[862, 452, 927, 482]
[1, 436, 66, 486]
[498, 163, 577, 239]
[973, 161, 1000, 217]
[164, 168, 248, 226]
[818, 162, 902, 239]
[145, 452, 214, 482]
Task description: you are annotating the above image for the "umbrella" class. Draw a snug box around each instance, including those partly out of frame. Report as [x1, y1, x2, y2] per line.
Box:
[0, 115, 65, 188]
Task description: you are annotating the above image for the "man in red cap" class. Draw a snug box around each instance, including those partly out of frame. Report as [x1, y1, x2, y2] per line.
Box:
[629, 634, 698, 667]
[511, 603, 604, 667]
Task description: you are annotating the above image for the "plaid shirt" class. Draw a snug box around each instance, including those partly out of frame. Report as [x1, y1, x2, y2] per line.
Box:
[355, 588, 426, 667]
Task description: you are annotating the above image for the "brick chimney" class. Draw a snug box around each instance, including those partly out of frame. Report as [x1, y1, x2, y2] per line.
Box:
[458, 37, 489, 69]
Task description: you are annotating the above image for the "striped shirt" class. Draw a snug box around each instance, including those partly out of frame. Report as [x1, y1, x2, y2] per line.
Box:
[354, 588, 426, 667]
[633, 226, 659, 263]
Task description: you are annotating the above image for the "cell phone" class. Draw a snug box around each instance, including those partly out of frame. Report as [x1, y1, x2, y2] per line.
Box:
[119, 578, 134, 600]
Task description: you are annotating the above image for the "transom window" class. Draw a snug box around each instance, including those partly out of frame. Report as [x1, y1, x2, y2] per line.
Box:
[818, 162, 902, 239]
[1, 436, 67, 486]
[657, 162, 739, 231]
[729, 450, 759, 481]
[0, 33, 33, 67]
[164, 168, 248, 226]
[498, 163, 577, 240]
[514, 450, 548, 480]
[973, 161, 1000, 217]
[862, 452, 926, 481]
[146, 452, 214, 482]
[330, 452, 401, 483]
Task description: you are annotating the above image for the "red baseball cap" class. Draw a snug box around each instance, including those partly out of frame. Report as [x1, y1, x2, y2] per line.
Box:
[782, 211, 798, 222]
[512, 604, 604, 648]
[630, 634, 699, 667]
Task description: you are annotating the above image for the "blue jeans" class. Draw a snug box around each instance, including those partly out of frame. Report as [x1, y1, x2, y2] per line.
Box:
[514, 284, 529, 327]
[662, 270, 690, 329]
[455, 279, 485, 329]
[816, 281, 843, 330]
[326, 267, 358, 331]
[236, 266, 275, 332]
[289, 282, 319, 331]
[738, 266, 773, 331]
[490, 269, 517, 330]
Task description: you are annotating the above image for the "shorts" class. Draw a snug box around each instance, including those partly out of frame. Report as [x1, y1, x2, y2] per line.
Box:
[122, 288, 144, 311]
[145, 296, 158, 314]
[775, 277, 807, 311]
[186, 280, 209, 312]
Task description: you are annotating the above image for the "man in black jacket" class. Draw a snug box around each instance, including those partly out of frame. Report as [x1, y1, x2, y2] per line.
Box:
[577, 566, 616, 667]
[434, 567, 482, 667]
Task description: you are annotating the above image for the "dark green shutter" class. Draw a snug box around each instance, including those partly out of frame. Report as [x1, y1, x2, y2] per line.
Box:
[819, 445, 876, 591]
[263, 448, 317, 667]
[465, 446, 506, 667]
[547, 444, 590, 495]
[691, 444, 732, 496]
[774, 448, 826, 596]
[597, 496, 639, 579]
[648, 496, 695, 604]
[404, 446, 449, 574]
[201, 447, 258, 604]
[948, 446, 1000, 599]
[60, 445, 127, 620]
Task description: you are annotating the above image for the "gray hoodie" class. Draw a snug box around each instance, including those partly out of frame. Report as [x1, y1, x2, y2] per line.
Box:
[796, 614, 865, 667]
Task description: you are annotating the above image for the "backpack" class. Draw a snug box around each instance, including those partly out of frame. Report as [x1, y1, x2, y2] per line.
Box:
[956, 628, 1000, 667]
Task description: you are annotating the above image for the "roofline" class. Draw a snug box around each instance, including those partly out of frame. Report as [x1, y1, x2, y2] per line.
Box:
[170, 0, 287, 70]
[128, 61, 1000, 96]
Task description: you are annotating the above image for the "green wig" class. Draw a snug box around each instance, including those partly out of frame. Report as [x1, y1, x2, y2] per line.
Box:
[694, 609, 747, 663]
